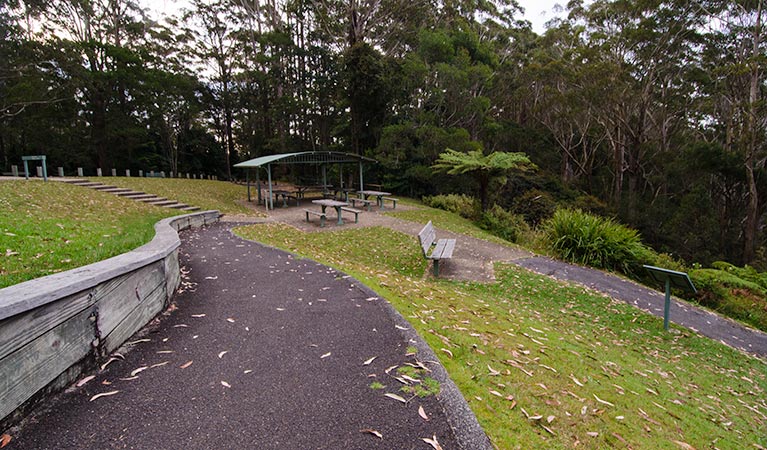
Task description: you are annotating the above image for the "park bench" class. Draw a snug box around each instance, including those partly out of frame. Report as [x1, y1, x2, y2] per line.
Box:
[418, 221, 456, 277]
[304, 209, 326, 228]
[382, 197, 398, 209]
[350, 198, 373, 211]
[340, 206, 362, 223]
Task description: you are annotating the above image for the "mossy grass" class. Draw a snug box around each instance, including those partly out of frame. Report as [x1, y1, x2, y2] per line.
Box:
[97, 177, 261, 216]
[0, 180, 178, 288]
[235, 222, 767, 449]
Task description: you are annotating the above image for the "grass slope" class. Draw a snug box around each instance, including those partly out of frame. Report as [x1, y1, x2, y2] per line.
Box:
[0, 180, 177, 288]
[235, 222, 767, 449]
[97, 177, 260, 216]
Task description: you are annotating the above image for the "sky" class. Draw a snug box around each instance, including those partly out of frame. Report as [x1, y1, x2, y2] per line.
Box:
[144, 0, 567, 35]
[517, 0, 567, 33]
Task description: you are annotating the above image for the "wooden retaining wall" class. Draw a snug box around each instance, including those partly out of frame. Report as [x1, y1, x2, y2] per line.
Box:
[0, 210, 220, 427]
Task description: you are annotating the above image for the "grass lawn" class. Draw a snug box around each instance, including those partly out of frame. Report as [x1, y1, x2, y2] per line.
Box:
[0, 180, 177, 288]
[235, 222, 767, 449]
[96, 177, 260, 216]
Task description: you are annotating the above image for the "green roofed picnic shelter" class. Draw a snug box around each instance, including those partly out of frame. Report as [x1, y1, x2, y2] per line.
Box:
[233, 151, 378, 210]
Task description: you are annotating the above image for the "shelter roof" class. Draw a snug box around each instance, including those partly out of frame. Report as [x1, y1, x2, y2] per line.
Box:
[234, 151, 376, 168]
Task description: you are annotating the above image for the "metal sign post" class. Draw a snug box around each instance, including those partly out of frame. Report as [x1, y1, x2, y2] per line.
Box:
[643, 265, 697, 331]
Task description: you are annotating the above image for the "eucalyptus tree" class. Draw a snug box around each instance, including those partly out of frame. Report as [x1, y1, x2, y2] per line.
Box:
[184, 0, 240, 178]
[695, 0, 767, 263]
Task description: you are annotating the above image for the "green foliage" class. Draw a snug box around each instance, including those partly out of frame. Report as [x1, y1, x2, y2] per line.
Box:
[433, 148, 534, 175]
[479, 205, 530, 243]
[690, 268, 767, 332]
[511, 189, 556, 227]
[421, 194, 478, 219]
[543, 209, 650, 275]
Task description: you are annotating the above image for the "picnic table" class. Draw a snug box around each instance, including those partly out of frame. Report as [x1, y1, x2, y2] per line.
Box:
[357, 190, 392, 210]
[312, 199, 349, 225]
[272, 189, 297, 207]
[296, 185, 333, 200]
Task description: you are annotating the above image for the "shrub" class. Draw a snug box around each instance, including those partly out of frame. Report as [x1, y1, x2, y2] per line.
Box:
[479, 205, 530, 243]
[689, 268, 767, 332]
[511, 189, 556, 227]
[422, 194, 478, 220]
[543, 209, 650, 275]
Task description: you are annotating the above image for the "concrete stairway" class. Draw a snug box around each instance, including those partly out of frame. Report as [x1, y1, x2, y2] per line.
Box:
[60, 179, 200, 212]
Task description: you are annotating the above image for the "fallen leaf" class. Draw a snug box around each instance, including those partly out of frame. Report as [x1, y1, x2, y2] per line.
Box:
[422, 435, 444, 450]
[586, 432, 599, 437]
[221, 381, 231, 388]
[125, 339, 151, 345]
[150, 362, 168, 369]
[180, 361, 193, 369]
[218, 351, 229, 359]
[276, 307, 285, 311]
[490, 390, 503, 397]
[173, 324, 188, 328]
[593, 394, 614, 407]
[156, 350, 174, 354]
[205, 276, 218, 280]
[119, 376, 139, 381]
[226, 318, 235, 323]
[360, 429, 383, 439]
[130, 366, 148, 377]
[395, 325, 408, 330]
[191, 314, 206, 318]
[76, 375, 96, 387]
[363, 356, 377, 366]
[547, 415, 556, 423]
[418, 405, 429, 421]
[440, 348, 453, 358]
[672, 441, 696, 450]
[1, 434, 11, 448]
[385, 393, 407, 404]
[488, 365, 500, 376]
[89, 390, 120, 402]
[321, 352, 332, 359]
[244, 370, 253, 374]
[384, 365, 398, 374]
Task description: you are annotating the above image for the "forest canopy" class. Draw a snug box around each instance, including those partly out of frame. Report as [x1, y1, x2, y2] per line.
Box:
[1, 0, 765, 267]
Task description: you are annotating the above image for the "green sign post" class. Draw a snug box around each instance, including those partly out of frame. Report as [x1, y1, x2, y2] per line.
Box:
[643, 265, 697, 331]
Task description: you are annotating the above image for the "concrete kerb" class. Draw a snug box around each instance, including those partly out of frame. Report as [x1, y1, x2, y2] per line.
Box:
[0, 210, 221, 321]
[226, 225, 493, 450]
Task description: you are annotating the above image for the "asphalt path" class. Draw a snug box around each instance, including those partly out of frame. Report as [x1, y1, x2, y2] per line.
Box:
[9, 223, 490, 449]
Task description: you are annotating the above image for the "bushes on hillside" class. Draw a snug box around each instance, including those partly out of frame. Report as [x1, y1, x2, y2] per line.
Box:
[479, 205, 530, 243]
[422, 194, 478, 219]
[690, 266, 767, 332]
[543, 209, 650, 276]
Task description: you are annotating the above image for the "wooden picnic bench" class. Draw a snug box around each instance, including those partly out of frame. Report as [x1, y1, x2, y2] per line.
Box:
[382, 197, 398, 209]
[304, 209, 326, 227]
[418, 221, 456, 277]
[340, 206, 362, 223]
[350, 198, 373, 211]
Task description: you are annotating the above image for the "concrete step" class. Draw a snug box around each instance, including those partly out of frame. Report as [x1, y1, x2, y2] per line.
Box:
[150, 200, 180, 207]
[60, 179, 90, 184]
[124, 193, 157, 200]
[139, 197, 166, 203]
[164, 203, 189, 209]
[79, 182, 106, 187]
[181, 206, 201, 212]
[117, 191, 145, 197]
[99, 188, 133, 193]
[91, 185, 118, 190]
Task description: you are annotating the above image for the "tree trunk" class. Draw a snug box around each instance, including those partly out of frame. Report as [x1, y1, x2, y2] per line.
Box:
[743, 0, 763, 263]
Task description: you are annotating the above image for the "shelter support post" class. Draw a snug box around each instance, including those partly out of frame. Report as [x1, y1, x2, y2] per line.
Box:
[358, 161, 364, 194]
[664, 278, 671, 331]
[246, 170, 251, 202]
[256, 170, 261, 205]
[267, 165, 273, 210]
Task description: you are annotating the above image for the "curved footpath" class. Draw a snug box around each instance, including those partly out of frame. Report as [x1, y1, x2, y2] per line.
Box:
[8, 222, 491, 450]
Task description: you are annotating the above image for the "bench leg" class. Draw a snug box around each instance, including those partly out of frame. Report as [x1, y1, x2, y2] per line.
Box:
[392, 199, 397, 209]
[354, 212, 359, 223]
[320, 215, 326, 228]
[433, 260, 440, 277]
[305, 211, 309, 223]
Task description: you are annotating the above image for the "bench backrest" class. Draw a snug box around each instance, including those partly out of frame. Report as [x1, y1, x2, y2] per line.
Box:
[418, 221, 436, 257]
